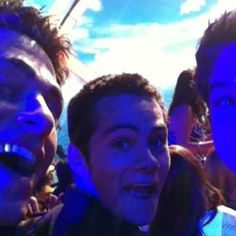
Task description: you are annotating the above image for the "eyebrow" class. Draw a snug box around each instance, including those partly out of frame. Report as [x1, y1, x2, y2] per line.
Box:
[103, 123, 167, 137]
[209, 80, 236, 92]
[1, 57, 62, 101]
[103, 124, 139, 136]
[8, 57, 37, 78]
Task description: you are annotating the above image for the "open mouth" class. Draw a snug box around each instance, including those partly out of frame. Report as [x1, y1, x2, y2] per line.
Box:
[124, 184, 158, 199]
[0, 144, 37, 177]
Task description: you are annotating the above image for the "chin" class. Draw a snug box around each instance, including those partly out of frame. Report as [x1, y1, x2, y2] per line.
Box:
[123, 212, 155, 226]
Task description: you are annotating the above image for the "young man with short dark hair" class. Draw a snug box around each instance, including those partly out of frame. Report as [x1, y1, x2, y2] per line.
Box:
[195, 9, 236, 174]
[35, 73, 170, 235]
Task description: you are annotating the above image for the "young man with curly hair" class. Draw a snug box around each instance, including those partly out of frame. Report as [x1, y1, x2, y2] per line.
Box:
[0, 0, 70, 233]
[34, 73, 170, 235]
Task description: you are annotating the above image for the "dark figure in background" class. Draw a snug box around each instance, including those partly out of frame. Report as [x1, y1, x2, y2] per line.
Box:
[151, 145, 236, 236]
[34, 165, 60, 212]
[168, 69, 213, 160]
[195, 9, 236, 174]
[0, 0, 70, 234]
[33, 73, 170, 236]
[56, 145, 67, 160]
[53, 160, 73, 199]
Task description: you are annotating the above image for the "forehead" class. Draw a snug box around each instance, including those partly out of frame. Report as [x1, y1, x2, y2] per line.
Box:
[210, 44, 236, 84]
[0, 28, 57, 87]
[94, 94, 166, 128]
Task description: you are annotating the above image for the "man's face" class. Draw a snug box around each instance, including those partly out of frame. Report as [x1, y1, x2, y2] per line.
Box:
[88, 94, 170, 226]
[209, 44, 236, 173]
[0, 29, 62, 224]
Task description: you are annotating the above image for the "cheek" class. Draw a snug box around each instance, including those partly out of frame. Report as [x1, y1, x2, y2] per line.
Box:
[45, 129, 57, 161]
[35, 129, 57, 181]
[90, 156, 127, 208]
[162, 153, 170, 173]
[211, 111, 236, 172]
[158, 151, 171, 187]
[91, 161, 120, 193]
[211, 109, 234, 143]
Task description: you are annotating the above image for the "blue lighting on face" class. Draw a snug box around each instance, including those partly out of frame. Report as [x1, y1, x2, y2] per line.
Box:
[0, 166, 12, 190]
[209, 44, 236, 173]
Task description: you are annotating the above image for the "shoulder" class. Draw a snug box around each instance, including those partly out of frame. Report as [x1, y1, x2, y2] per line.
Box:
[218, 205, 236, 216]
[219, 205, 236, 233]
[201, 205, 236, 235]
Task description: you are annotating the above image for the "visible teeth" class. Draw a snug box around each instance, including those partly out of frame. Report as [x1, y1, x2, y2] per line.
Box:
[4, 144, 11, 152]
[0, 143, 36, 163]
[12, 145, 19, 153]
[18, 147, 35, 161]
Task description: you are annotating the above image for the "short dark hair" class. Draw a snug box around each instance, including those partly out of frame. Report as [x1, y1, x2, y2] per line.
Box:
[67, 73, 167, 159]
[0, 0, 71, 85]
[195, 9, 236, 103]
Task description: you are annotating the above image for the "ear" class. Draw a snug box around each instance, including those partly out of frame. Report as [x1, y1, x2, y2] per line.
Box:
[67, 143, 86, 175]
[67, 143, 98, 197]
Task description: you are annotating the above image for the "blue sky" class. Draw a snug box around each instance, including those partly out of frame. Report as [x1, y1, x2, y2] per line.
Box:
[24, 0, 236, 148]
[25, 0, 236, 105]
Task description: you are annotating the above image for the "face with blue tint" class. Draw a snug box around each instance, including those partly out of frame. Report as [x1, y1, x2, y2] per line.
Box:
[88, 94, 170, 226]
[0, 29, 62, 225]
[209, 44, 236, 173]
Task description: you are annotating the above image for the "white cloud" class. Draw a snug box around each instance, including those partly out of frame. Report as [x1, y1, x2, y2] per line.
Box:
[73, 17, 207, 89]
[86, 0, 102, 12]
[24, 0, 43, 9]
[207, 0, 236, 22]
[24, 0, 236, 106]
[66, 0, 236, 93]
[47, 0, 102, 33]
[180, 0, 206, 15]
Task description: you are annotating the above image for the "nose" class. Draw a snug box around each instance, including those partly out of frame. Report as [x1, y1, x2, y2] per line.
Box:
[16, 94, 55, 136]
[134, 147, 160, 174]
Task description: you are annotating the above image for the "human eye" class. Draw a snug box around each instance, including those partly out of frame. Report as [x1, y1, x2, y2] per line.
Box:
[0, 84, 16, 101]
[149, 128, 167, 152]
[111, 137, 132, 150]
[211, 94, 236, 108]
[149, 137, 166, 149]
[44, 88, 63, 120]
[49, 102, 62, 120]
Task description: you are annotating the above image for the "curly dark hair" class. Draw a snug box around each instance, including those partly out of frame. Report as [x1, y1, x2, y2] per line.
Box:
[0, 0, 71, 85]
[67, 73, 167, 159]
[168, 69, 207, 123]
[195, 9, 236, 103]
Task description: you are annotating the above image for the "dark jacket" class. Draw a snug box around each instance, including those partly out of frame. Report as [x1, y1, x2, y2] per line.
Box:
[0, 218, 40, 236]
[32, 186, 149, 236]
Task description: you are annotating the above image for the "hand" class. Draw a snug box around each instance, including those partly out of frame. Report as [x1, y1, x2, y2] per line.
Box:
[27, 196, 40, 217]
[47, 193, 62, 209]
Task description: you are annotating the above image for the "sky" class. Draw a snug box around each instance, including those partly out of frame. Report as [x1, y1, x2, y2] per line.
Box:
[24, 0, 236, 148]
[25, 0, 236, 106]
